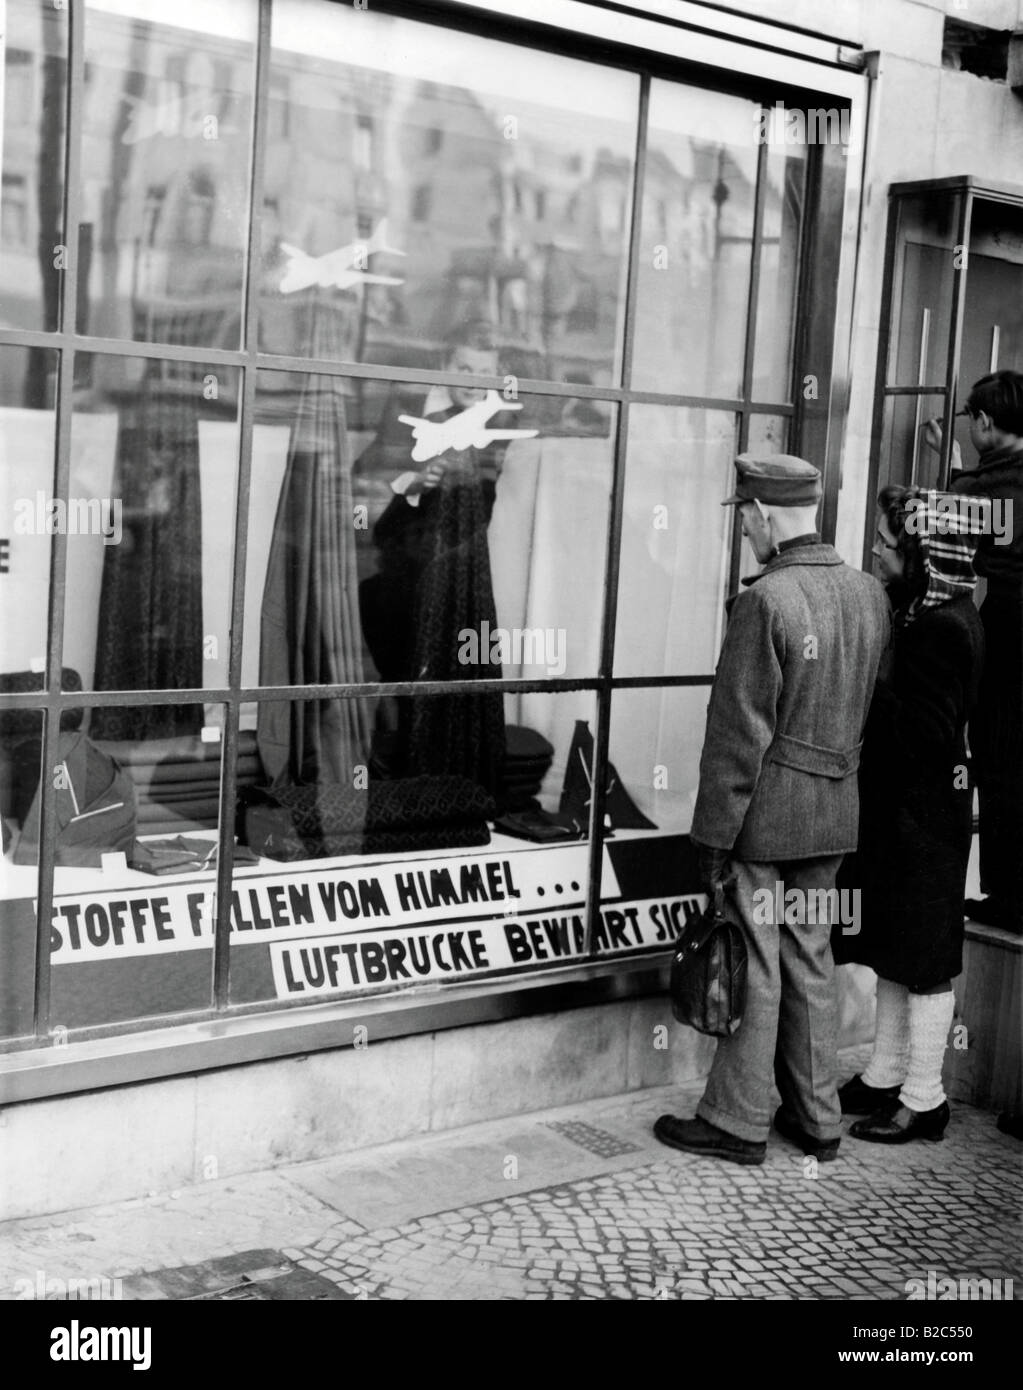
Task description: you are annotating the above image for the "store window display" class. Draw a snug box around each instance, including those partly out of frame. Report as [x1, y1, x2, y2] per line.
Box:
[0, 0, 825, 1036]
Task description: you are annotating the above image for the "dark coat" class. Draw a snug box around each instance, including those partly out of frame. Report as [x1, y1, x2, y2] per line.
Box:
[951, 440, 1023, 598]
[691, 543, 891, 860]
[834, 596, 985, 989]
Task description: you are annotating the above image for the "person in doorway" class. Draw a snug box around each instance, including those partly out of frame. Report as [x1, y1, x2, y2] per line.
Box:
[654, 454, 890, 1166]
[836, 487, 985, 1143]
[926, 370, 1023, 935]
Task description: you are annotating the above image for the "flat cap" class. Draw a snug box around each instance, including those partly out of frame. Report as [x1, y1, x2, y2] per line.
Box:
[722, 453, 823, 508]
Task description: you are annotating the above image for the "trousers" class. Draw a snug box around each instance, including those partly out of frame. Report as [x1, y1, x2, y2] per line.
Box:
[697, 854, 845, 1144]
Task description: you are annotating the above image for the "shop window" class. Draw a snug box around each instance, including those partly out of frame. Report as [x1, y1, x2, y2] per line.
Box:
[243, 368, 613, 703]
[63, 355, 241, 715]
[227, 690, 688, 1008]
[0, 0, 840, 1049]
[261, 0, 639, 384]
[42, 704, 226, 1031]
[0, 0, 67, 332]
[871, 179, 1023, 511]
[78, 0, 257, 349]
[614, 406, 737, 678]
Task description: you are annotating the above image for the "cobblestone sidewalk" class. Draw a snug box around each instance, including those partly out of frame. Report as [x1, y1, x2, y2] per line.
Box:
[2, 1077, 1020, 1301]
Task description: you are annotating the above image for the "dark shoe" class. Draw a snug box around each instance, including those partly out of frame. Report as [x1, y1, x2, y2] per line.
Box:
[997, 1112, 1023, 1140]
[838, 1073, 901, 1115]
[850, 1101, 950, 1144]
[653, 1114, 766, 1166]
[773, 1108, 841, 1161]
[965, 896, 1006, 927]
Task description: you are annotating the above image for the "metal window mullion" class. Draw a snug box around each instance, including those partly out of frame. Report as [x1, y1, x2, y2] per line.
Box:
[725, 121, 770, 596]
[33, 0, 86, 1040]
[940, 190, 973, 489]
[789, 141, 821, 454]
[582, 73, 651, 960]
[211, 0, 274, 1011]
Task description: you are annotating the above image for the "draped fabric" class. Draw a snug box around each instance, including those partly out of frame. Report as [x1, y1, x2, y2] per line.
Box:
[91, 385, 204, 741]
[406, 448, 506, 797]
[258, 307, 370, 785]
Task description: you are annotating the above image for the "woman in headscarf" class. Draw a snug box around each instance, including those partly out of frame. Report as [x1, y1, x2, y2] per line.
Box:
[835, 486, 985, 1143]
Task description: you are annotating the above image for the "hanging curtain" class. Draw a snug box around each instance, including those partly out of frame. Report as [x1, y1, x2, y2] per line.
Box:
[91, 381, 205, 741]
[406, 445, 506, 797]
[258, 301, 370, 785]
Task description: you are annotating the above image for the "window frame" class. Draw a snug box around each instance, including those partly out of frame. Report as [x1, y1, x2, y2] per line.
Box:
[0, 0, 866, 1075]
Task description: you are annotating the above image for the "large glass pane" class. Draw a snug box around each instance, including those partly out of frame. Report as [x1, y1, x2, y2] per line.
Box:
[0, 709, 42, 1038]
[632, 83, 759, 397]
[230, 691, 607, 1005]
[1, 346, 57, 669]
[44, 703, 225, 1030]
[78, 0, 257, 347]
[0, 0, 67, 331]
[260, 0, 638, 384]
[746, 412, 789, 455]
[957, 198, 1023, 403]
[753, 139, 807, 401]
[614, 407, 736, 677]
[64, 355, 241, 720]
[890, 193, 961, 388]
[243, 369, 614, 729]
[879, 391, 945, 491]
[595, 687, 708, 953]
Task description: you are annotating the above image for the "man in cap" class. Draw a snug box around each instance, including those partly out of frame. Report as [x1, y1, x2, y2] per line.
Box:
[655, 454, 890, 1165]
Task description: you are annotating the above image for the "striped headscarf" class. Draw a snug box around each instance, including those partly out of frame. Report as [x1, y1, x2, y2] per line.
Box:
[901, 488, 988, 622]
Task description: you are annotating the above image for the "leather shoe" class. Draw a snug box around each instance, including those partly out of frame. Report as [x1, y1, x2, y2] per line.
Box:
[850, 1101, 949, 1144]
[653, 1113, 765, 1166]
[838, 1073, 901, 1115]
[964, 897, 1023, 934]
[773, 1108, 840, 1161]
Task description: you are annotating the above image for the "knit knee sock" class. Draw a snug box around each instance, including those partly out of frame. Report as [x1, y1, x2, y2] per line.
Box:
[862, 977, 910, 1089]
[900, 991, 955, 1113]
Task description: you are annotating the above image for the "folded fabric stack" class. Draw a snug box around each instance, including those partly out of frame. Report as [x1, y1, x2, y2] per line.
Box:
[498, 725, 555, 811]
[239, 774, 495, 861]
[95, 731, 263, 837]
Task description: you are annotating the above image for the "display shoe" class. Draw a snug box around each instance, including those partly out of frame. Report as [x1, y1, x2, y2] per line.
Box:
[849, 1100, 950, 1144]
[653, 1114, 766, 1166]
[837, 1073, 901, 1115]
[772, 1108, 841, 1161]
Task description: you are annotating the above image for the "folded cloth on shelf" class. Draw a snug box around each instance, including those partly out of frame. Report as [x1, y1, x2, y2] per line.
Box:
[238, 774, 495, 861]
[130, 836, 261, 875]
[243, 817, 491, 863]
[120, 757, 261, 789]
[504, 725, 555, 760]
[137, 798, 222, 824]
[94, 732, 254, 766]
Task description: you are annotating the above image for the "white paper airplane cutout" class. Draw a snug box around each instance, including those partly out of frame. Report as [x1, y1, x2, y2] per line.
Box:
[278, 218, 406, 293]
[398, 390, 539, 463]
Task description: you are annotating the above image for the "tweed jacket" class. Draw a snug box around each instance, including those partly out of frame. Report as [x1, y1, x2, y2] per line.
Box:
[691, 543, 891, 861]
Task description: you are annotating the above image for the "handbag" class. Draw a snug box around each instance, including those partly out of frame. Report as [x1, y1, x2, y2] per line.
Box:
[669, 885, 748, 1038]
